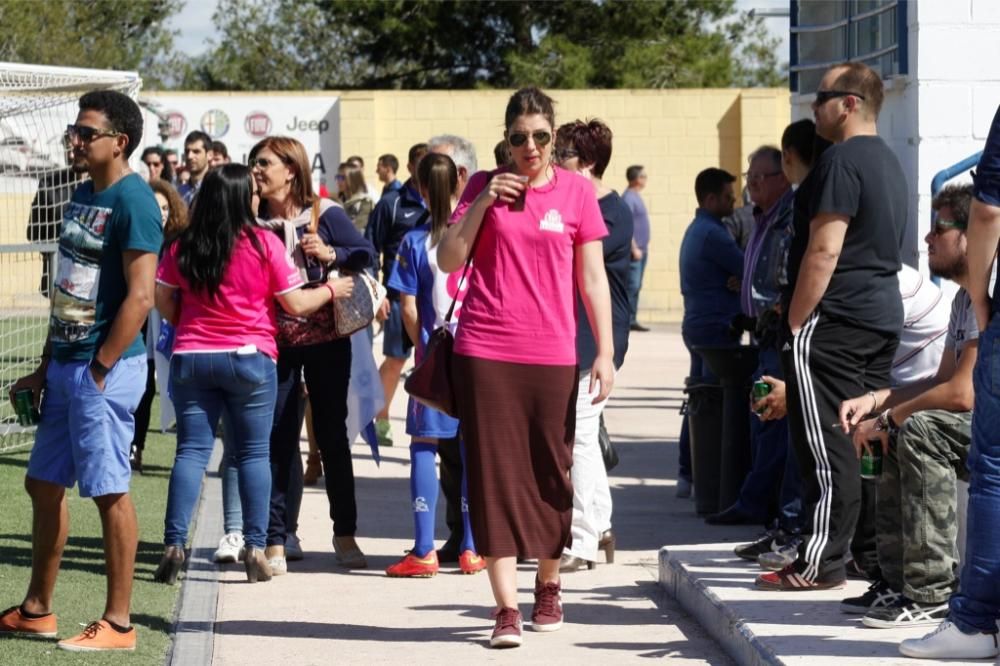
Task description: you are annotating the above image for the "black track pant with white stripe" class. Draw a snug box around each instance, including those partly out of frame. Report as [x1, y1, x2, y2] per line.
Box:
[780, 311, 897, 583]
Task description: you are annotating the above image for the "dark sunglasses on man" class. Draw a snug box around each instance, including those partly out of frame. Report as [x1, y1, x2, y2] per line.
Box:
[65, 123, 120, 143]
[813, 89, 866, 106]
[508, 130, 552, 148]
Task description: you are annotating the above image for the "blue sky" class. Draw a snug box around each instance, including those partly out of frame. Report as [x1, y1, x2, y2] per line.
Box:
[169, 0, 791, 65]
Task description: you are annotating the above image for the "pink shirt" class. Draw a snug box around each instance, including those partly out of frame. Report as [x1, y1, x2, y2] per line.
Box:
[156, 229, 304, 360]
[451, 167, 607, 365]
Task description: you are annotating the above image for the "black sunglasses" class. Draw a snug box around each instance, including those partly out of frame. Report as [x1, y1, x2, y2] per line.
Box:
[814, 89, 866, 106]
[65, 123, 120, 143]
[508, 130, 552, 148]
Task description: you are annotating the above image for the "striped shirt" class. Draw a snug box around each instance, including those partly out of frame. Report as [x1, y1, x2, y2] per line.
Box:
[890, 264, 949, 387]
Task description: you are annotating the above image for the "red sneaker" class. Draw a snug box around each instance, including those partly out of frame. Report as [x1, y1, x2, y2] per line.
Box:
[531, 578, 564, 632]
[756, 565, 846, 591]
[0, 605, 57, 638]
[458, 550, 486, 575]
[490, 607, 523, 648]
[385, 551, 439, 578]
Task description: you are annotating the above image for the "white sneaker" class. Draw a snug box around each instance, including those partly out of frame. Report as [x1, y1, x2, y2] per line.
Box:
[285, 532, 304, 561]
[899, 620, 1000, 659]
[213, 532, 244, 563]
[268, 556, 288, 576]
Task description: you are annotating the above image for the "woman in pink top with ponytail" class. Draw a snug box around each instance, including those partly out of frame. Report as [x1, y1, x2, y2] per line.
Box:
[438, 87, 615, 648]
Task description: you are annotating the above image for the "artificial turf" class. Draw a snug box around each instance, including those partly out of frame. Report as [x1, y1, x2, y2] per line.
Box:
[0, 396, 182, 664]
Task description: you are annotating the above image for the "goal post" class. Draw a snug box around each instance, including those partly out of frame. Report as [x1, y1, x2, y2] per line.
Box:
[0, 62, 141, 453]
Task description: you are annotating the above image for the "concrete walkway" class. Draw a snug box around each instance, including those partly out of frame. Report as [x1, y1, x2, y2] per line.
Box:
[202, 325, 732, 664]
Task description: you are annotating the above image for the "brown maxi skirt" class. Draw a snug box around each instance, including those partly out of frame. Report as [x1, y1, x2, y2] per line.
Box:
[452, 353, 578, 559]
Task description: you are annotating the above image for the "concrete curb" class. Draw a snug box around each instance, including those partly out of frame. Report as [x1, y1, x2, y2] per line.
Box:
[165, 442, 224, 666]
[658, 547, 783, 666]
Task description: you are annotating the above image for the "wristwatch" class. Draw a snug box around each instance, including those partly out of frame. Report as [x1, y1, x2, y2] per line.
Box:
[874, 409, 899, 436]
[89, 357, 112, 379]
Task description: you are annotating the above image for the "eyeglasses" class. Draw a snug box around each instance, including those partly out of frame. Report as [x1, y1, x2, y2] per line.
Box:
[932, 218, 965, 233]
[813, 89, 866, 106]
[251, 157, 280, 169]
[743, 171, 782, 183]
[508, 131, 552, 148]
[335, 174, 346, 181]
[554, 148, 578, 162]
[144, 160, 162, 167]
[65, 124, 121, 143]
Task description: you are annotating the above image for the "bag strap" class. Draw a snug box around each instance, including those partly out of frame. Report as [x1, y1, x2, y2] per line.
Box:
[443, 174, 493, 324]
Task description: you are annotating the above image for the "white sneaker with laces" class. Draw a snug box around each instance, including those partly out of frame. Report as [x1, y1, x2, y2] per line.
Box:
[285, 532, 304, 561]
[213, 532, 244, 563]
[899, 620, 999, 659]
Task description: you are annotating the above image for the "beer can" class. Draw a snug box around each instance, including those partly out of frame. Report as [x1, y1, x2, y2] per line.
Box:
[752, 380, 771, 414]
[860, 444, 883, 479]
[14, 388, 40, 427]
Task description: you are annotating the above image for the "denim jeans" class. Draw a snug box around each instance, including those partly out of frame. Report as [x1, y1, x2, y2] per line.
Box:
[949, 317, 1000, 634]
[269, 338, 354, 545]
[220, 418, 243, 535]
[627, 252, 648, 325]
[164, 350, 277, 549]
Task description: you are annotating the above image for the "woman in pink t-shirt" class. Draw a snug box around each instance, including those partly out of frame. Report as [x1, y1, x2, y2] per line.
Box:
[152, 164, 353, 584]
[438, 87, 615, 648]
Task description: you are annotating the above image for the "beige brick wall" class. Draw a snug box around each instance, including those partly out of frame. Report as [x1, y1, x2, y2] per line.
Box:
[338, 88, 790, 322]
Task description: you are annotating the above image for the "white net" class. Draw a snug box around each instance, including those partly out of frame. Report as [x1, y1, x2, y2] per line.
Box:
[0, 62, 141, 453]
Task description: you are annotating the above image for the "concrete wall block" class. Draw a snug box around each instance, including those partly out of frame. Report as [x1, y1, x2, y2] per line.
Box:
[971, 0, 1000, 23]
[917, 27, 1000, 81]
[917, 0, 972, 24]
[973, 87, 1000, 138]
[919, 85, 972, 138]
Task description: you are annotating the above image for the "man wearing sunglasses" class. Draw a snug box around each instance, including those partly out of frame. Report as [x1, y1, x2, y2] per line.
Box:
[832, 185, 977, 633]
[2, 90, 162, 651]
[760, 61, 908, 592]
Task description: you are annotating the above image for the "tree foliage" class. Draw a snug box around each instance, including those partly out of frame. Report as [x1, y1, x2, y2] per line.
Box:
[0, 0, 182, 88]
[178, 0, 785, 90]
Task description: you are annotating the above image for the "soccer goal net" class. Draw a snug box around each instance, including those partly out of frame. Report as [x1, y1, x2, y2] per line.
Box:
[0, 62, 141, 453]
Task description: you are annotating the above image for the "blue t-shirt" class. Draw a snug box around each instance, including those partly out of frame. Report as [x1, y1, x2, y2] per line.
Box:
[50, 173, 163, 362]
[388, 224, 462, 438]
[679, 208, 744, 338]
[622, 188, 650, 251]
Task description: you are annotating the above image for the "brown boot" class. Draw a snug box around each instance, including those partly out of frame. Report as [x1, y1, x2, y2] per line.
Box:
[303, 453, 322, 486]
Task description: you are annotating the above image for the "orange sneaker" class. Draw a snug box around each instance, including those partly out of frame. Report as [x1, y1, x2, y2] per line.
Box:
[458, 550, 486, 574]
[0, 606, 57, 638]
[385, 551, 439, 577]
[57, 620, 136, 652]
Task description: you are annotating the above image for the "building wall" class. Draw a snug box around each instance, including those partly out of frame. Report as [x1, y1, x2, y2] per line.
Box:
[334, 88, 790, 321]
[791, 0, 1000, 277]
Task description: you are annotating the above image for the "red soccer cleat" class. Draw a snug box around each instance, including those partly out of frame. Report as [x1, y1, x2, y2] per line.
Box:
[385, 550, 439, 578]
[458, 550, 486, 574]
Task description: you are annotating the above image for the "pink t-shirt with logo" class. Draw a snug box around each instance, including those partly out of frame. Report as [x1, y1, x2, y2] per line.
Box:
[156, 229, 304, 360]
[451, 167, 608, 365]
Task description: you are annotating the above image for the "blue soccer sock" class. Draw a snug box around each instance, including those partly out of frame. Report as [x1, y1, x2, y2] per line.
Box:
[459, 439, 477, 554]
[410, 441, 439, 558]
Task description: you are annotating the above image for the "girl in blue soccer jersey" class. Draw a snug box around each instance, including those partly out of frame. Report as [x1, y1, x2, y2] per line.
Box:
[386, 153, 485, 577]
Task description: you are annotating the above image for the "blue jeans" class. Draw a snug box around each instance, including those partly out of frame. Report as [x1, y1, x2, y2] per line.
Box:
[949, 317, 1000, 634]
[679, 325, 732, 482]
[628, 252, 648, 325]
[220, 419, 242, 535]
[164, 350, 277, 549]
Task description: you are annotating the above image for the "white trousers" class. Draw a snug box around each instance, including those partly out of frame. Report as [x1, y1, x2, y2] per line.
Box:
[565, 371, 613, 561]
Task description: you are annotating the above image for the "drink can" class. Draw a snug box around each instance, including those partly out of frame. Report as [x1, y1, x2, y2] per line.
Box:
[14, 388, 40, 427]
[752, 380, 771, 414]
[860, 444, 883, 479]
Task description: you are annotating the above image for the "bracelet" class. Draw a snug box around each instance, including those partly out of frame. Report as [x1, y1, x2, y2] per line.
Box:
[868, 390, 878, 414]
[324, 281, 336, 301]
[89, 357, 112, 378]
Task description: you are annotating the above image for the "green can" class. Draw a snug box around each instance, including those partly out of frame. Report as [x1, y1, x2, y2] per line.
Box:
[752, 380, 771, 414]
[860, 444, 883, 479]
[14, 388, 40, 427]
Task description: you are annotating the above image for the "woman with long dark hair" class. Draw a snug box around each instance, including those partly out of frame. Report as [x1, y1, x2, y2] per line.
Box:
[438, 87, 614, 648]
[384, 153, 485, 577]
[153, 164, 353, 584]
[252, 137, 375, 575]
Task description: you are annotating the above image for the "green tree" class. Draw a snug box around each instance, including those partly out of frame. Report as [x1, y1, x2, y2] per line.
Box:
[179, 0, 786, 91]
[0, 0, 181, 88]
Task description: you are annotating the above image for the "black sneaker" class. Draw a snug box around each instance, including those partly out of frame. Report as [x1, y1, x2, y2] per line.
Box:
[757, 536, 801, 571]
[734, 530, 779, 561]
[862, 598, 949, 629]
[840, 579, 901, 614]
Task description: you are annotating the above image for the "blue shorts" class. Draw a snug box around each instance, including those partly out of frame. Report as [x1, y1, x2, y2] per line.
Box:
[383, 298, 413, 359]
[27, 355, 147, 498]
[975, 104, 1000, 207]
[405, 397, 459, 439]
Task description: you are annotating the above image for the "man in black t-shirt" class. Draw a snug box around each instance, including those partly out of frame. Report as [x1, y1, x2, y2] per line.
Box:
[757, 62, 907, 591]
